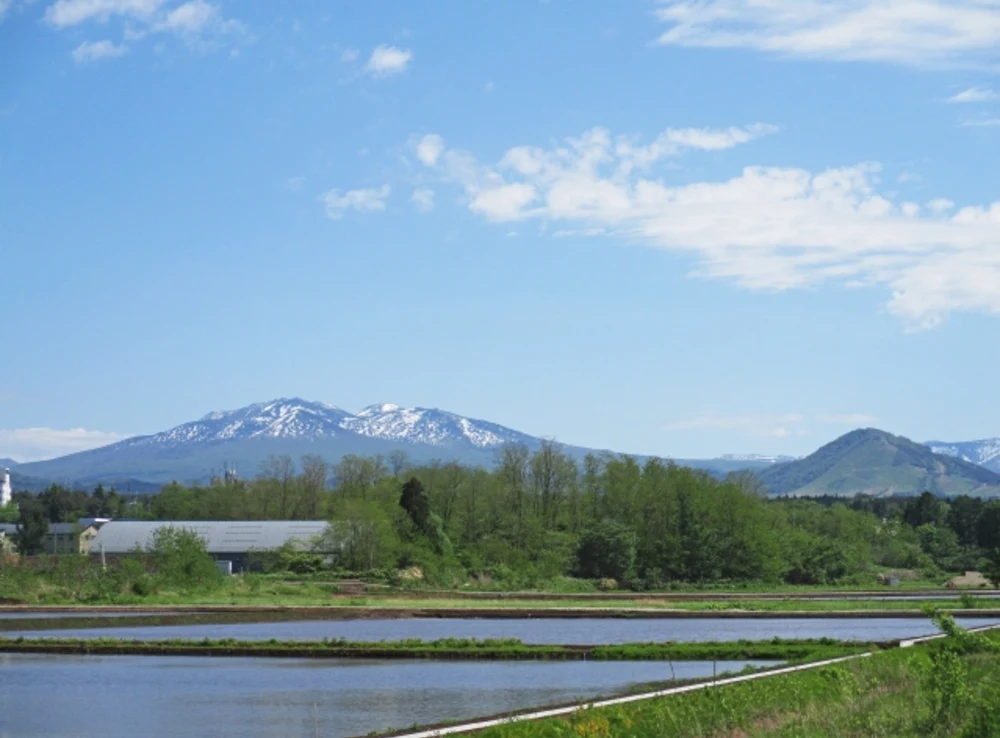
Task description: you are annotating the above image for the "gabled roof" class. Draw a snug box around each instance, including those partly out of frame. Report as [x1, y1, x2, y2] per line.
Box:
[90, 520, 331, 554]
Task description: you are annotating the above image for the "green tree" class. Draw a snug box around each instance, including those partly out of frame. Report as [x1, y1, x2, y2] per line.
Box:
[399, 477, 452, 556]
[147, 526, 221, 591]
[904, 491, 946, 528]
[947, 495, 984, 547]
[575, 519, 637, 582]
[14, 499, 48, 555]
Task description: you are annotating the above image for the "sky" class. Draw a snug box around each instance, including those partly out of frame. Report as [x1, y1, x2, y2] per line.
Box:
[1, 0, 999, 463]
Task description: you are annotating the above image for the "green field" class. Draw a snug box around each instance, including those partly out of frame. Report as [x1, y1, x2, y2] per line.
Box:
[470, 619, 1000, 738]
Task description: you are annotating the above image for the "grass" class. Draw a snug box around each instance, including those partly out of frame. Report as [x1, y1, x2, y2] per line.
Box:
[466, 628, 1000, 738]
[0, 635, 866, 662]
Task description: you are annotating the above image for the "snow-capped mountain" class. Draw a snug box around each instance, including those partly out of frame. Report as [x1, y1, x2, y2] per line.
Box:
[121, 399, 353, 448]
[116, 398, 534, 451]
[342, 404, 535, 449]
[926, 438, 1000, 474]
[719, 453, 799, 464]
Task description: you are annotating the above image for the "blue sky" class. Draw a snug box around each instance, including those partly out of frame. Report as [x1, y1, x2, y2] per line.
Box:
[2, 0, 999, 462]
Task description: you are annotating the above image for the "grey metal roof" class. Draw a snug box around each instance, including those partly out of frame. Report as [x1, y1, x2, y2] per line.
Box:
[0, 523, 18, 535]
[90, 521, 332, 554]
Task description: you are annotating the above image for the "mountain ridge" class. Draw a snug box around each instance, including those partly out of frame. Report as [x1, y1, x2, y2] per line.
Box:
[12, 398, 775, 488]
[759, 428, 1000, 498]
[925, 438, 1000, 473]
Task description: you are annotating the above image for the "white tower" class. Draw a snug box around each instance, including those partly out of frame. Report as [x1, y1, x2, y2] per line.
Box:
[0, 468, 11, 507]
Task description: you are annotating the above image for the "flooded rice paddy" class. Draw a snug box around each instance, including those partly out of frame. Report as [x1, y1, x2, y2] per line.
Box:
[11, 616, 1000, 644]
[0, 654, 776, 738]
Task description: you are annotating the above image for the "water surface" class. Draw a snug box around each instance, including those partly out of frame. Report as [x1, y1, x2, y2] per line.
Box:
[12, 616, 1000, 644]
[0, 654, 774, 738]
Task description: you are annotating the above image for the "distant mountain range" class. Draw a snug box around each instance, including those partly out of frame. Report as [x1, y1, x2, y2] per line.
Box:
[7, 400, 999, 498]
[758, 429, 1000, 498]
[925, 438, 1000, 474]
[10, 398, 774, 490]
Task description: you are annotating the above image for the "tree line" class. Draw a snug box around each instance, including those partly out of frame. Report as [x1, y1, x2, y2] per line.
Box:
[8, 444, 1000, 588]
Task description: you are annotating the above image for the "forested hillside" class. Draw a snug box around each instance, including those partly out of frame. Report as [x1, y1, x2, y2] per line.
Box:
[13, 444, 1000, 589]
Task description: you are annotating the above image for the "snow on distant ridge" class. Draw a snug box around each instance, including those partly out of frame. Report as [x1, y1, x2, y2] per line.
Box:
[927, 438, 1000, 470]
[719, 453, 798, 464]
[118, 398, 533, 451]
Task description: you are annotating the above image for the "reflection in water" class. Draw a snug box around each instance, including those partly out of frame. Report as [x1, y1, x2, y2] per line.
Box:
[0, 654, 776, 738]
[11, 616, 1000, 644]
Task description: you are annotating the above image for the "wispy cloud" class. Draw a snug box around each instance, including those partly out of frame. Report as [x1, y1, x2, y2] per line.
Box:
[415, 125, 1000, 329]
[411, 187, 435, 213]
[962, 119, 1000, 128]
[283, 175, 305, 192]
[45, 0, 165, 28]
[72, 39, 128, 62]
[321, 185, 391, 219]
[415, 134, 444, 166]
[153, 0, 215, 34]
[365, 44, 412, 77]
[45, 0, 247, 59]
[654, 1, 1000, 69]
[0, 427, 128, 463]
[340, 47, 359, 63]
[948, 87, 998, 103]
[665, 414, 805, 439]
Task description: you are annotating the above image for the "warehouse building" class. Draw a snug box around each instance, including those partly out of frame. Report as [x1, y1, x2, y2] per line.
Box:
[89, 520, 333, 573]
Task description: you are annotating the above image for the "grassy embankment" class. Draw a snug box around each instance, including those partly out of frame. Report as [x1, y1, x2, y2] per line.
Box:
[0, 634, 867, 662]
[462, 618, 1000, 738]
[6, 581, 999, 612]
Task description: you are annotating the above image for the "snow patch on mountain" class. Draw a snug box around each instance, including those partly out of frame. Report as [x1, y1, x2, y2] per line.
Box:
[927, 438, 1000, 471]
[719, 454, 798, 464]
[341, 405, 532, 448]
[117, 398, 534, 451]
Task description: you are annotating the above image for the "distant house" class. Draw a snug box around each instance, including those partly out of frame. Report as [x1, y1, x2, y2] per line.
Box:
[0, 519, 107, 555]
[89, 520, 332, 573]
[43, 522, 102, 555]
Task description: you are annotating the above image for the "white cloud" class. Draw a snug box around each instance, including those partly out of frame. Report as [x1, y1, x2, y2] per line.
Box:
[0, 427, 128, 462]
[927, 198, 954, 213]
[470, 183, 537, 222]
[948, 87, 998, 103]
[655, 1, 1000, 69]
[322, 185, 391, 219]
[411, 187, 435, 213]
[341, 47, 359, 62]
[417, 125, 1000, 329]
[46, 0, 244, 58]
[415, 134, 444, 166]
[283, 175, 305, 192]
[665, 414, 805, 438]
[897, 172, 921, 184]
[963, 118, 1000, 127]
[818, 414, 878, 425]
[365, 44, 412, 77]
[72, 39, 128, 62]
[155, 0, 215, 34]
[0, 0, 12, 21]
[46, 0, 164, 27]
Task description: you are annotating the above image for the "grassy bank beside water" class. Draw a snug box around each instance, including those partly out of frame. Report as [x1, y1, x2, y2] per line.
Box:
[0, 635, 863, 662]
[464, 618, 1000, 738]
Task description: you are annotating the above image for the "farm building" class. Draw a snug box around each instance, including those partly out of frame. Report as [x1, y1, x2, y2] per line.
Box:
[89, 520, 333, 572]
[0, 520, 103, 555]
